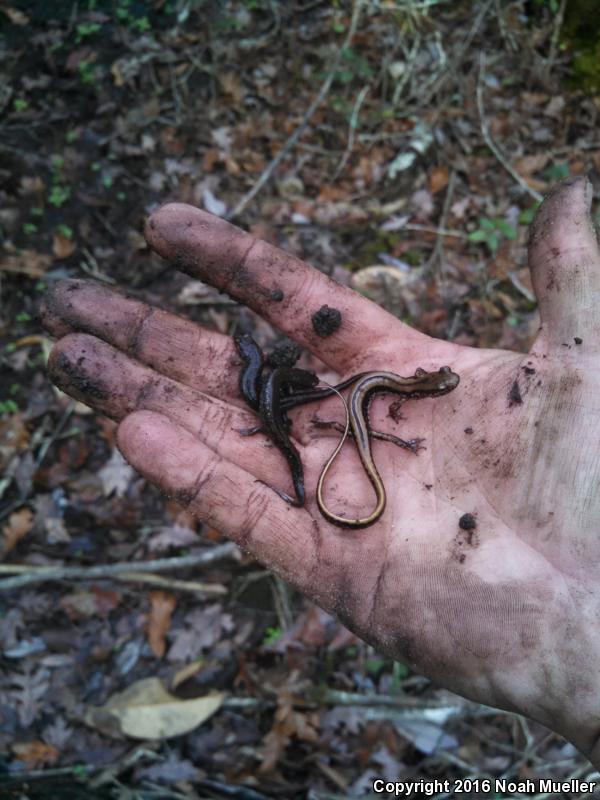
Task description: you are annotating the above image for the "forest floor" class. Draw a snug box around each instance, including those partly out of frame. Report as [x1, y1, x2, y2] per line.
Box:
[1, 1, 600, 798]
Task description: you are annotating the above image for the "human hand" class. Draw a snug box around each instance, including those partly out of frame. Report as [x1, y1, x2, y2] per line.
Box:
[41, 177, 600, 764]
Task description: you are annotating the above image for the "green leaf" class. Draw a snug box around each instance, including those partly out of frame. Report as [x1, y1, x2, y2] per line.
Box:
[263, 626, 282, 645]
[392, 661, 409, 685]
[494, 219, 517, 239]
[519, 207, 536, 225]
[56, 224, 74, 239]
[48, 185, 71, 208]
[468, 230, 488, 243]
[365, 658, 386, 675]
[542, 162, 569, 180]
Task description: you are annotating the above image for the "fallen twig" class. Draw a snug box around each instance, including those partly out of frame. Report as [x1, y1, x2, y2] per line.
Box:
[545, 0, 568, 80]
[332, 84, 370, 181]
[426, 169, 457, 272]
[0, 542, 238, 591]
[476, 52, 543, 203]
[114, 571, 227, 594]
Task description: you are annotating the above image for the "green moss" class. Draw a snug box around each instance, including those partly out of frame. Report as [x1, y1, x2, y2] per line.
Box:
[563, 0, 600, 92]
[571, 41, 600, 92]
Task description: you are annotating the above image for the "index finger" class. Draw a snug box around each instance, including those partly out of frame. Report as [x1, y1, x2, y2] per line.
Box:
[145, 203, 429, 370]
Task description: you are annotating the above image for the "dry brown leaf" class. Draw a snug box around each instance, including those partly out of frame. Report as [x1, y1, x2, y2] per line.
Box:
[148, 590, 177, 657]
[0, 413, 30, 471]
[514, 153, 550, 178]
[85, 677, 224, 739]
[219, 71, 243, 102]
[0, 250, 51, 278]
[111, 60, 125, 87]
[259, 691, 320, 773]
[1, 507, 34, 556]
[147, 523, 199, 553]
[19, 175, 45, 195]
[0, 4, 29, 24]
[428, 165, 449, 194]
[171, 660, 205, 690]
[11, 741, 59, 768]
[52, 232, 75, 260]
[317, 185, 349, 203]
[99, 449, 135, 497]
[91, 585, 122, 615]
[59, 585, 118, 619]
[202, 148, 221, 171]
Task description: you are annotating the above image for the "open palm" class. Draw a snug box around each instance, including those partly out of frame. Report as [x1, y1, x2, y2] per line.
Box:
[42, 177, 600, 764]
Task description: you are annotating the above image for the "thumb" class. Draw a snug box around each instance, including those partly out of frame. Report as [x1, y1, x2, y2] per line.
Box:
[529, 176, 600, 352]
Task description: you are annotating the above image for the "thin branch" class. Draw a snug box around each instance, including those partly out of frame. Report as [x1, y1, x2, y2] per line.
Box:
[545, 0, 568, 78]
[384, 223, 467, 239]
[331, 84, 370, 181]
[228, 0, 365, 220]
[426, 169, 457, 272]
[0, 542, 238, 591]
[476, 52, 543, 202]
[113, 571, 227, 594]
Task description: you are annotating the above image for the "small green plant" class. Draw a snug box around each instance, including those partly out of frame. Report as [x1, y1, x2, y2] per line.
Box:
[115, 0, 153, 29]
[541, 162, 569, 181]
[4, 343, 17, 354]
[391, 661, 409, 689]
[91, 162, 101, 172]
[519, 204, 540, 225]
[48, 185, 71, 208]
[0, 400, 19, 414]
[468, 217, 517, 255]
[31, 207, 43, 217]
[532, 0, 560, 11]
[22, 223, 37, 235]
[79, 61, 97, 85]
[116, 191, 127, 201]
[16, 311, 32, 322]
[56, 224, 74, 239]
[13, 98, 28, 112]
[365, 657, 386, 675]
[75, 22, 102, 42]
[335, 47, 373, 84]
[35, 281, 46, 292]
[102, 174, 113, 188]
[132, 16, 151, 32]
[263, 626, 282, 645]
[116, 0, 132, 22]
[72, 764, 88, 779]
[66, 129, 79, 143]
